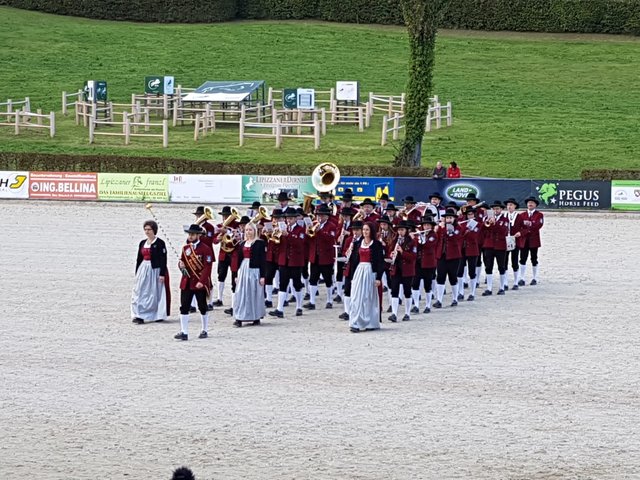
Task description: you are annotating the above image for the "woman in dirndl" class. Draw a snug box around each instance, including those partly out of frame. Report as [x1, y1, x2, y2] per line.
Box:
[131, 220, 170, 324]
[348, 222, 385, 333]
[233, 222, 267, 327]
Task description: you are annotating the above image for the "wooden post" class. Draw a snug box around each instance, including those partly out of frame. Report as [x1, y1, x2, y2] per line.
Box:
[392, 115, 400, 140]
[75, 101, 80, 126]
[358, 106, 364, 132]
[400, 93, 406, 114]
[446, 101, 452, 126]
[89, 111, 95, 144]
[267, 87, 273, 105]
[239, 116, 245, 147]
[49, 112, 55, 137]
[124, 114, 130, 145]
[296, 110, 302, 135]
[162, 120, 168, 148]
[62, 91, 67, 115]
[172, 100, 178, 127]
[314, 119, 320, 150]
[211, 111, 216, 132]
[330, 99, 337, 125]
[194, 114, 200, 141]
[257, 101, 262, 122]
[25, 97, 31, 113]
[365, 102, 371, 128]
[14, 110, 20, 135]
[275, 119, 282, 149]
[436, 104, 442, 130]
[321, 108, 327, 136]
[7, 100, 12, 123]
[144, 109, 150, 132]
[83, 103, 89, 128]
[381, 114, 388, 146]
[425, 107, 433, 132]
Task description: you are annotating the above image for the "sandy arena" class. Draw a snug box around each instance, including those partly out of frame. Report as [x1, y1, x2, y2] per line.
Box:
[0, 200, 639, 479]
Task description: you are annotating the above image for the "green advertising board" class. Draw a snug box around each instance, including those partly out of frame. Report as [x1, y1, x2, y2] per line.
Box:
[144, 76, 175, 95]
[98, 173, 169, 202]
[611, 180, 640, 210]
[241, 175, 314, 204]
[283, 88, 297, 109]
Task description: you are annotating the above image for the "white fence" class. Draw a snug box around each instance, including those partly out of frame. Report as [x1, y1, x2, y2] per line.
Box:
[61, 90, 83, 115]
[239, 117, 321, 150]
[425, 101, 453, 131]
[89, 111, 168, 147]
[0, 109, 56, 137]
[379, 98, 453, 145]
[380, 113, 404, 146]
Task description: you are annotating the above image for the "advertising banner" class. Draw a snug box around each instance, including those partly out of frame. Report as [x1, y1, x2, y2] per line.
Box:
[611, 180, 640, 210]
[337, 177, 395, 202]
[29, 172, 97, 200]
[98, 173, 168, 202]
[531, 180, 611, 210]
[394, 178, 531, 206]
[0, 171, 29, 199]
[168, 174, 242, 203]
[241, 175, 314, 205]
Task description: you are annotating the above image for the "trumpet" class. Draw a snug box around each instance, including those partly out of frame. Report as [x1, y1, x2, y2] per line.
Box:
[352, 208, 365, 221]
[306, 220, 320, 237]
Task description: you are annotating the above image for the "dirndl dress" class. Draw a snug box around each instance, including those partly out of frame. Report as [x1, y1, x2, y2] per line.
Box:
[349, 244, 381, 331]
[233, 246, 266, 322]
[131, 244, 167, 322]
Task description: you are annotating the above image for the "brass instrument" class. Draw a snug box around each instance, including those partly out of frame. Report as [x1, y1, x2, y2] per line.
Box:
[401, 202, 429, 221]
[219, 207, 241, 253]
[302, 162, 342, 215]
[195, 206, 215, 226]
[352, 208, 365, 222]
[306, 219, 321, 237]
[460, 201, 487, 215]
[249, 206, 271, 225]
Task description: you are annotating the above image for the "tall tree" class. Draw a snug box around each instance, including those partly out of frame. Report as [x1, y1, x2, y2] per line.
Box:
[395, 0, 448, 168]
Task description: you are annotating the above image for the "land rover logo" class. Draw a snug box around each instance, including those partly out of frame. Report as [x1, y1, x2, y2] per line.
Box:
[446, 184, 478, 200]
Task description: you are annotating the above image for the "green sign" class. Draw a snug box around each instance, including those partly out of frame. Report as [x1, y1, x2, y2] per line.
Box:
[83, 80, 108, 102]
[611, 180, 640, 210]
[283, 88, 297, 109]
[98, 173, 168, 202]
[144, 76, 175, 95]
[241, 175, 314, 204]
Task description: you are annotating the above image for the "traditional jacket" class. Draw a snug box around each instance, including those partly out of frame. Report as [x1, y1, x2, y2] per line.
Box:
[179, 240, 214, 294]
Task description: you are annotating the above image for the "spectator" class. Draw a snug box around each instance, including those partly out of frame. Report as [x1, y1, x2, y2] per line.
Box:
[447, 161, 461, 178]
[172, 467, 196, 480]
[432, 161, 446, 179]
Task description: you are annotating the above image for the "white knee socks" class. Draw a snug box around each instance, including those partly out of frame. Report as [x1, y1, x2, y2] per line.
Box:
[277, 291, 286, 311]
[436, 284, 445, 303]
[180, 314, 189, 334]
[404, 297, 412, 316]
[532, 265, 539, 281]
[411, 289, 421, 311]
[486, 274, 493, 291]
[344, 297, 351, 315]
[391, 297, 399, 316]
[201, 313, 209, 332]
[309, 285, 318, 305]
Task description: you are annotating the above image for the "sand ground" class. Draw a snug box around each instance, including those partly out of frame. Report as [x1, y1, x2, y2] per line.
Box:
[0, 201, 639, 480]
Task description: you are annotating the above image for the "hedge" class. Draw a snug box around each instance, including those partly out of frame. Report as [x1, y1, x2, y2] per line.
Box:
[0, 152, 433, 178]
[581, 169, 640, 180]
[0, 0, 238, 23]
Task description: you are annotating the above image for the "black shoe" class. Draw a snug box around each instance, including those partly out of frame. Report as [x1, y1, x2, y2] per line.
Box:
[304, 293, 310, 300]
[350, 327, 360, 333]
[382, 286, 388, 293]
[339, 312, 348, 320]
[272, 288, 279, 294]
[233, 320, 242, 328]
[518, 279, 525, 287]
[207, 304, 214, 311]
[303, 302, 316, 310]
[269, 309, 284, 318]
[464, 282, 469, 288]
[132, 318, 144, 324]
[467, 295, 475, 301]
[388, 314, 397, 323]
[411, 306, 419, 314]
[530, 279, 537, 286]
[155, 319, 165, 323]
[433, 301, 442, 309]
[252, 320, 261, 325]
[296, 308, 303, 316]
[333, 295, 342, 303]
[457, 294, 464, 301]
[402, 314, 410, 321]
[451, 300, 458, 307]
[198, 331, 208, 338]
[511, 284, 519, 291]
[497, 289, 505, 295]
[423, 307, 431, 314]
[283, 300, 289, 307]
[174, 332, 188, 341]
[288, 295, 296, 303]
[504, 285, 509, 291]
[224, 308, 233, 315]
[482, 290, 492, 296]
[212, 300, 223, 307]
[189, 307, 196, 313]
[326, 303, 333, 309]
[386, 305, 392, 313]
[265, 300, 273, 308]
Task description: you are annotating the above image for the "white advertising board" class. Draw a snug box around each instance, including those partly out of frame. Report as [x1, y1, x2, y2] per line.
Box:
[168, 174, 242, 203]
[0, 171, 29, 199]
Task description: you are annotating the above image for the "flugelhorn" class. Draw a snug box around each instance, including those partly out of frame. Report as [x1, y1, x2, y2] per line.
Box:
[195, 206, 215, 226]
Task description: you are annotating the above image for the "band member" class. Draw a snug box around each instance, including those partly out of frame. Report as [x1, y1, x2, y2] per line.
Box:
[384, 203, 402, 226]
[359, 198, 380, 223]
[505, 198, 523, 290]
[269, 211, 306, 318]
[192, 206, 216, 309]
[387, 220, 417, 322]
[376, 193, 390, 216]
[213, 206, 238, 307]
[461, 193, 486, 218]
[233, 222, 267, 327]
[264, 208, 282, 308]
[131, 220, 170, 324]
[304, 205, 337, 310]
[348, 222, 385, 333]
[434, 208, 464, 308]
[401, 196, 422, 224]
[338, 189, 359, 212]
[377, 214, 397, 302]
[458, 208, 481, 301]
[518, 196, 544, 286]
[482, 201, 509, 295]
[277, 191, 294, 214]
[317, 191, 338, 220]
[339, 219, 362, 321]
[334, 207, 356, 306]
[175, 225, 213, 341]
[427, 192, 446, 220]
[246, 201, 262, 219]
[412, 216, 438, 313]
[224, 216, 250, 315]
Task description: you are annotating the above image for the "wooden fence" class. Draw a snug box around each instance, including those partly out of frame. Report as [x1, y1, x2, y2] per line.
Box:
[61, 90, 83, 115]
[239, 117, 320, 150]
[89, 111, 168, 147]
[425, 101, 453, 131]
[380, 113, 404, 146]
[0, 109, 56, 137]
[380, 99, 453, 145]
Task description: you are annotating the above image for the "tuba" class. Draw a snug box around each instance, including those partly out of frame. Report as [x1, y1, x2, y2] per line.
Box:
[220, 208, 241, 253]
[195, 206, 215, 226]
[302, 163, 341, 215]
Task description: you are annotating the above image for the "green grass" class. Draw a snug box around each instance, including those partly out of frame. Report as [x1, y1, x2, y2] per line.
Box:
[1, 6, 639, 178]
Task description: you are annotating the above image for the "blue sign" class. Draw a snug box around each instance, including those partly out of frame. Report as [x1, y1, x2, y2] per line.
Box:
[337, 177, 395, 202]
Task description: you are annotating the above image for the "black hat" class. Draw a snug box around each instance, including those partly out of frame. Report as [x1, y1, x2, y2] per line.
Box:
[384, 203, 398, 212]
[251, 201, 261, 209]
[344, 188, 353, 194]
[379, 193, 390, 201]
[444, 208, 458, 218]
[284, 210, 298, 218]
[465, 193, 480, 202]
[341, 192, 354, 201]
[239, 215, 251, 225]
[340, 207, 356, 217]
[271, 208, 283, 218]
[295, 207, 305, 216]
[360, 198, 376, 206]
[316, 204, 332, 215]
[377, 215, 393, 225]
[446, 201, 458, 209]
[402, 195, 417, 204]
[319, 190, 334, 198]
[491, 200, 504, 209]
[219, 206, 232, 216]
[193, 206, 206, 215]
[429, 192, 443, 201]
[406, 219, 417, 230]
[397, 220, 412, 230]
[504, 197, 519, 208]
[277, 191, 290, 202]
[465, 207, 477, 216]
[421, 216, 437, 226]
[184, 224, 204, 234]
[350, 220, 364, 229]
[524, 196, 540, 206]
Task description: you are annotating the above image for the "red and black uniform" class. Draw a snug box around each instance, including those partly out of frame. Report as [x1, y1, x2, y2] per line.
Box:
[389, 236, 417, 300]
[491, 213, 510, 276]
[413, 229, 438, 295]
[519, 209, 544, 267]
[458, 220, 482, 281]
[217, 218, 239, 291]
[436, 222, 465, 286]
[277, 224, 306, 293]
[307, 220, 337, 290]
[179, 240, 214, 315]
[507, 211, 524, 274]
[264, 227, 280, 289]
[200, 221, 217, 261]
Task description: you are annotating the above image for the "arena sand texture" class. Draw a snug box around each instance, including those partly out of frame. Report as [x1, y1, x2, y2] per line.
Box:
[0, 201, 639, 479]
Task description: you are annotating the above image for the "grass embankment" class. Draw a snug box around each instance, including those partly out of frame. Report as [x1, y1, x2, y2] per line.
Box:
[1, 7, 639, 178]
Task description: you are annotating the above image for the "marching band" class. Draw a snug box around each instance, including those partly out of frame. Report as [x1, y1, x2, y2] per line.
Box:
[132, 164, 545, 340]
